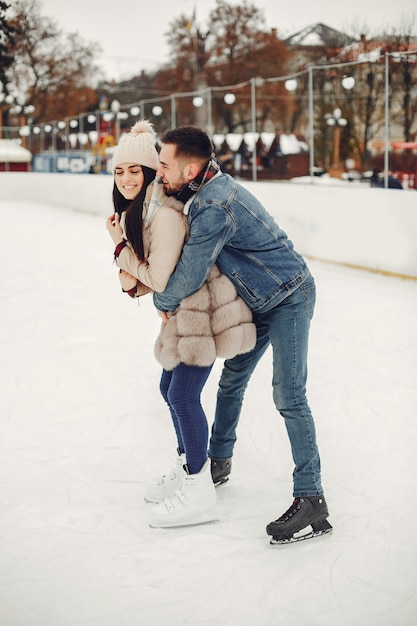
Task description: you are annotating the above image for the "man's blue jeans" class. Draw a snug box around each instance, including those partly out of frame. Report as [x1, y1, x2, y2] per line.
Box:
[208, 274, 323, 497]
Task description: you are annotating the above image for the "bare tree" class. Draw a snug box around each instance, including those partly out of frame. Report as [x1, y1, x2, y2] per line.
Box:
[0, 1, 16, 129]
[385, 16, 417, 143]
[0, 1, 15, 87]
[159, 0, 290, 133]
[7, 0, 102, 124]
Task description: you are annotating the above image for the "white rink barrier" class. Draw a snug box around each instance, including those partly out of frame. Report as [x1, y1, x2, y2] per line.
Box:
[2, 172, 416, 279]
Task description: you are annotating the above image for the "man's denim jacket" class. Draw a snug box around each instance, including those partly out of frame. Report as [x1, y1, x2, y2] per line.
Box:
[153, 172, 310, 315]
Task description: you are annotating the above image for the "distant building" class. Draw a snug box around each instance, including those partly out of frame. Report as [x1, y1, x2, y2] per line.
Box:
[0, 139, 32, 172]
[330, 33, 417, 64]
[283, 22, 356, 49]
[283, 22, 358, 69]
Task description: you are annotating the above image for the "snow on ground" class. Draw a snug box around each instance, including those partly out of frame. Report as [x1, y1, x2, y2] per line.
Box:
[0, 198, 416, 626]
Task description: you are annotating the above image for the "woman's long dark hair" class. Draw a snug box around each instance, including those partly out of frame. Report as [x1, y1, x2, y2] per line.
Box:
[112, 166, 156, 261]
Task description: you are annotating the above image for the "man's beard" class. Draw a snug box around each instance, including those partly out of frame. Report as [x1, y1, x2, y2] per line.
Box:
[164, 173, 188, 196]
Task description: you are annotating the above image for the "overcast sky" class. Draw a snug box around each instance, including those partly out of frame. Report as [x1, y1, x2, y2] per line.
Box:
[39, 0, 416, 81]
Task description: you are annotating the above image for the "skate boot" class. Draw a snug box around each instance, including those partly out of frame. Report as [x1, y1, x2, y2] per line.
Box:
[144, 451, 187, 503]
[266, 496, 333, 545]
[210, 457, 232, 486]
[150, 460, 218, 528]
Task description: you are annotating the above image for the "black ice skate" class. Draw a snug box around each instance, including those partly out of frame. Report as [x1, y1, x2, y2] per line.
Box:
[266, 496, 333, 545]
[210, 458, 232, 486]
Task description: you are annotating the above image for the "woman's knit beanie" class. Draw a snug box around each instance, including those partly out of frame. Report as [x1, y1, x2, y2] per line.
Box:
[112, 120, 159, 172]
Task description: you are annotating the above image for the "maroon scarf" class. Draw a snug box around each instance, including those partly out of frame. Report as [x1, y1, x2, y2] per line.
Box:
[175, 157, 220, 204]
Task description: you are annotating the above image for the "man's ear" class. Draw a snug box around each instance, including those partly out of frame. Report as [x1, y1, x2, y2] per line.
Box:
[185, 162, 200, 180]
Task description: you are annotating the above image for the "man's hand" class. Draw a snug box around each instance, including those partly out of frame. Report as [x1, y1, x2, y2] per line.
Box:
[106, 213, 124, 245]
[119, 269, 137, 292]
[157, 310, 170, 324]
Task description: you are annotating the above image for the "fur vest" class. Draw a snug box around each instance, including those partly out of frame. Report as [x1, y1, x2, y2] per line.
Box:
[154, 265, 256, 371]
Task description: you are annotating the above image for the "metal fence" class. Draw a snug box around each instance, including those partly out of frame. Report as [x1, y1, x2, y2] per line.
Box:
[1, 53, 416, 185]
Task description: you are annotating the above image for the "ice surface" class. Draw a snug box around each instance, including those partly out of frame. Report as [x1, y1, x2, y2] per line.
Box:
[1, 199, 416, 626]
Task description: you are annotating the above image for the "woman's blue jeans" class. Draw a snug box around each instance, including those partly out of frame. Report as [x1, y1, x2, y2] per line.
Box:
[208, 275, 323, 497]
[160, 363, 213, 474]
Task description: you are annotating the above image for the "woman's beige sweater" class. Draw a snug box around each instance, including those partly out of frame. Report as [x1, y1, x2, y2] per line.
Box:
[116, 182, 187, 295]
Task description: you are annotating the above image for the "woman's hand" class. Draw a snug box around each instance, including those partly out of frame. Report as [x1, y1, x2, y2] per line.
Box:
[106, 213, 124, 245]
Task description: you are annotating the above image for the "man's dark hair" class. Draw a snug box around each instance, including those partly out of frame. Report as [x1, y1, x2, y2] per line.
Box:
[160, 126, 213, 162]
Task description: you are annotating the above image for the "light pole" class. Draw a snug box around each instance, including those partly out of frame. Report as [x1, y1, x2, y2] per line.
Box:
[306, 67, 355, 180]
[170, 95, 176, 129]
[111, 99, 121, 144]
[250, 77, 260, 182]
[308, 66, 314, 180]
[326, 108, 347, 170]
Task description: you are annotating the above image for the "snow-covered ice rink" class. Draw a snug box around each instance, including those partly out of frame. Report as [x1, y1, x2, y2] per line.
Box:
[1, 198, 416, 626]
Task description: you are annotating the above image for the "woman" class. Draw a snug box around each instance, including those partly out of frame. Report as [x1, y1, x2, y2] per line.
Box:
[106, 121, 255, 528]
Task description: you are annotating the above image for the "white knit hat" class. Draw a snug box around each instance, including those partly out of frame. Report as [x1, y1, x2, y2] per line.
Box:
[112, 120, 159, 172]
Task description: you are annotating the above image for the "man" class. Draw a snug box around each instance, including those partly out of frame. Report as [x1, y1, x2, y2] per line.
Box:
[154, 126, 332, 544]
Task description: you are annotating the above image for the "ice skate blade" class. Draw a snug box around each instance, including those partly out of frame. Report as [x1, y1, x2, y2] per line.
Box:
[150, 508, 219, 529]
[270, 520, 333, 545]
[150, 517, 219, 529]
[214, 476, 229, 487]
